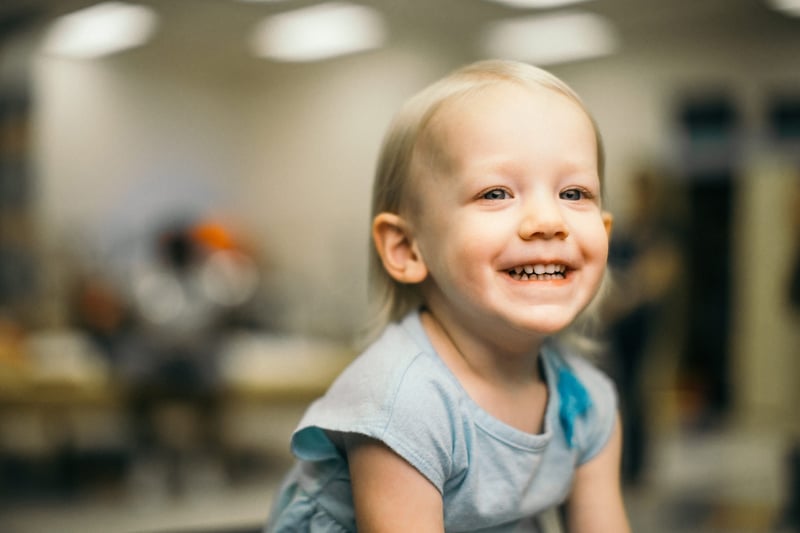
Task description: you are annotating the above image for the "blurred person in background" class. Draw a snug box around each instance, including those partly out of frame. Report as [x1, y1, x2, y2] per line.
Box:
[779, 174, 800, 531]
[74, 217, 262, 494]
[604, 168, 684, 486]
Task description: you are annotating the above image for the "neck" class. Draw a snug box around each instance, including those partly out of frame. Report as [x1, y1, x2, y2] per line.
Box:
[421, 308, 544, 386]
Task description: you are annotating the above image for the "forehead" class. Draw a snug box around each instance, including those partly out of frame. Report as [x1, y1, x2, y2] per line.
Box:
[439, 82, 588, 137]
[415, 82, 597, 175]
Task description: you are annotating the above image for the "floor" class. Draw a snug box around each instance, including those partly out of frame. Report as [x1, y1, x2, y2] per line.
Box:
[0, 423, 795, 533]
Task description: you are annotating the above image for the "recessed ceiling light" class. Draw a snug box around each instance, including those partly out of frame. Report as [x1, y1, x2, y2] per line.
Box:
[41, 2, 158, 59]
[481, 11, 618, 66]
[483, 0, 592, 8]
[249, 2, 386, 62]
[767, 0, 800, 16]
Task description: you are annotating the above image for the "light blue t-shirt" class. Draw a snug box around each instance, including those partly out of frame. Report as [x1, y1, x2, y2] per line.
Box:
[266, 310, 617, 532]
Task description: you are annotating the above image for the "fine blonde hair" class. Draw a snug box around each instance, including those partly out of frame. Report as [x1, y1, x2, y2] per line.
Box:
[368, 59, 608, 337]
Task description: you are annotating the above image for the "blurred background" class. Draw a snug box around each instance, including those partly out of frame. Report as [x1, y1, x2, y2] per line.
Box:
[0, 0, 799, 531]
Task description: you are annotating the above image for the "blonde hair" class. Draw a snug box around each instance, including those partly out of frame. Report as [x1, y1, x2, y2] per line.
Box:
[368, 59, 607, 335]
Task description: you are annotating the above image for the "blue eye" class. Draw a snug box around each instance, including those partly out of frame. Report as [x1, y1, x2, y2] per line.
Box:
[560, 188, 590, 201]
[482, 188, 510, 200]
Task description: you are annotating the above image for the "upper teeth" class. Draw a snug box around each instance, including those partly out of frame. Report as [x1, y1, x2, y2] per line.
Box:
[512, 264, 566, 275]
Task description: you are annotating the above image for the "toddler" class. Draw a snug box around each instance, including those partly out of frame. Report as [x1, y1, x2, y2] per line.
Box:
[266, 59, 630, 532]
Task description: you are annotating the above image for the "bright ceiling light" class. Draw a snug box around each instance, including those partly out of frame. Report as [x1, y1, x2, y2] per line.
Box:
[42, 2, 158, 59]
[249, 2, 386, 62]
[767, 0, 800, 16]
[483, 0, 592, 8]
[481, 11, 618, 66]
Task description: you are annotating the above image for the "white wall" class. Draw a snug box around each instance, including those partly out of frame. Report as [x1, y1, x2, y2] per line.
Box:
[33, 58, 245, 241]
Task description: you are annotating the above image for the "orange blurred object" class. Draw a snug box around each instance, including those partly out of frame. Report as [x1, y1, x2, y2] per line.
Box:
[191, 220, 237, 251]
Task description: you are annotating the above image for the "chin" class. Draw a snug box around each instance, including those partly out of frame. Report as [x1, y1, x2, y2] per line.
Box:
[510, 315, 575, 337]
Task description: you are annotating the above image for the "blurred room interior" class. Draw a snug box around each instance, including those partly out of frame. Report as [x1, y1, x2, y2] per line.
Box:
[1, 0, 800, 531]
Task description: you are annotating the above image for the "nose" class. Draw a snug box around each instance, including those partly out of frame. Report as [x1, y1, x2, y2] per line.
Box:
[518, 196, 569, 240]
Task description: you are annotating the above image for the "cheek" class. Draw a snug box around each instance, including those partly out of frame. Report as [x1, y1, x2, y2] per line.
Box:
[438, 229, 485, 270]
[595, 235, 610, 262]
[422, 222, 497, 282]
[579, 217, 611, 260]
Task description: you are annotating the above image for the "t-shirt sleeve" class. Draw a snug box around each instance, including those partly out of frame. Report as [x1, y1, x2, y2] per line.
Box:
[371, 365, 460, 490]
[290, 326, 460, 493]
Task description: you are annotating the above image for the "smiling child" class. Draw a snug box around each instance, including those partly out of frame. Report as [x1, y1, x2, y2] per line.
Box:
[265, 59, 630, 533]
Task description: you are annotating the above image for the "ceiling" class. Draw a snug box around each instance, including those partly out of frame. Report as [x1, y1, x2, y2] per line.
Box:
[1, 0, 798, 72]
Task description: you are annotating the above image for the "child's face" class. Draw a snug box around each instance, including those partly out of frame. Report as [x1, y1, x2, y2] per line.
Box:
[410, 82, 612, 341]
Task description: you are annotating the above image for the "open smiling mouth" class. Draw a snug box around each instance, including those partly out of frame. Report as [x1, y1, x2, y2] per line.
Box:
[508, 264, 567, 281]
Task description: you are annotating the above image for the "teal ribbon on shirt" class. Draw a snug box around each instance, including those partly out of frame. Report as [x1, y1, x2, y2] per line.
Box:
[556, 365, 593, 448]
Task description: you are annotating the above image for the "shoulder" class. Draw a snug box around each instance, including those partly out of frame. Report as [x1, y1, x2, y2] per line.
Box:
[292, 313, 465, 490]
[544, 341, 618, 465]
[561, 349, 617, 407]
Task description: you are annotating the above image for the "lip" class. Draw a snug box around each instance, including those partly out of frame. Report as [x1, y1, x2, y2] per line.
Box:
[502, 258, 575, 271]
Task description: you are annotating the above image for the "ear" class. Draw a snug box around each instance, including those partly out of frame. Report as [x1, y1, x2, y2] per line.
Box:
[372, 212, 428, 284]
[602, 211, 614, 239]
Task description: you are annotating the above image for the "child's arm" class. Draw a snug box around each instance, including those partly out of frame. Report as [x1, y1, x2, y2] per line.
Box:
[345, 433, 444, 532]
[566, 414, 631, 533]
